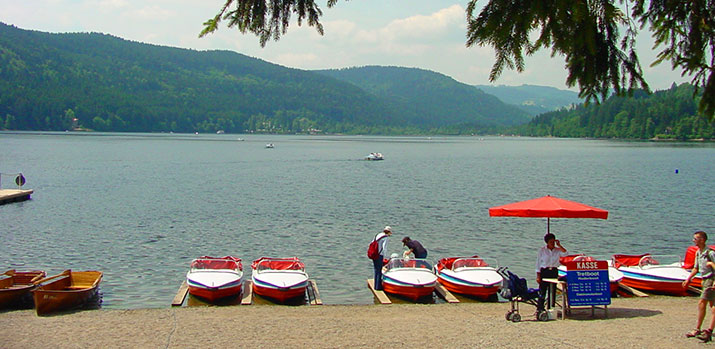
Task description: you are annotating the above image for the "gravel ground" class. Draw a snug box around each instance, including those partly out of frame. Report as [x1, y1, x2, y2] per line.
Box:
[0, 296, 710, 348]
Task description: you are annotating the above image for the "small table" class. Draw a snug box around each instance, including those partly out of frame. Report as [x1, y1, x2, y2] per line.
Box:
[542, 278, 609, 319]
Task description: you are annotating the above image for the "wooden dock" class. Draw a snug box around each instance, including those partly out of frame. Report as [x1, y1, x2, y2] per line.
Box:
[0, 189, 33, 205]
[434, 283, 460, 303]
[171, 280, 189, 306]
[241, 280, 253, 305]
[307, 279, 323, 305]
[366, 279, 392, 304]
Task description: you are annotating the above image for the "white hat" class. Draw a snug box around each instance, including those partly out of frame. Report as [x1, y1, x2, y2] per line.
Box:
[384, 226, 392, 232]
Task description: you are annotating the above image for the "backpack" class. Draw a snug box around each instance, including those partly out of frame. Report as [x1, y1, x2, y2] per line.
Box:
[367, 234, 387, 260]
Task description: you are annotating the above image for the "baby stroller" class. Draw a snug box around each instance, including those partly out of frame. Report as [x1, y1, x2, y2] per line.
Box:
[497, 267, 549, 322]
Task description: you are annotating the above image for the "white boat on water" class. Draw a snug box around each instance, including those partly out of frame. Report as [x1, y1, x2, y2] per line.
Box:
[382, 258, 437, 301]
[613, 254, 691, 296]
[435, 256, 503, 299]
[186, 256, 243, 302]
[365, 152, 383, 160]
[265, 143, 274, 148]
[251, 257, 309, 303]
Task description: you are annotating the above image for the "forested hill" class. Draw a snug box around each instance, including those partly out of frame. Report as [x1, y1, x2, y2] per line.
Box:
[517, 83, 713, 140]
[316, 66, 530, 128]
[0, 23, 529, 134]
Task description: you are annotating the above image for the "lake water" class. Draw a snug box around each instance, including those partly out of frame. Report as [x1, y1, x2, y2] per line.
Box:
[1, 132, 713, 308]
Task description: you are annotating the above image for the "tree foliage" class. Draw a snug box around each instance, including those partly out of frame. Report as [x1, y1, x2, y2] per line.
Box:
[204, 0, 715, 122]
[516, 83, 713, 140]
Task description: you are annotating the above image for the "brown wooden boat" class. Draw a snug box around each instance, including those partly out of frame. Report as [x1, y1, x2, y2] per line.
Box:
[0, 269, 46, 309]
[32, 270, 102, 315]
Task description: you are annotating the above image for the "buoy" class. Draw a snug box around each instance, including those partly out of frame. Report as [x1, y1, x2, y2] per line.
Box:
[675, 169, 679, 174]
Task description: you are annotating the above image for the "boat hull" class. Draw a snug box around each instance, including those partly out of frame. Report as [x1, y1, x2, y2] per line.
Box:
[435, 269, 501, 299]
[186, 270, 243, 302]
[33, 271, 102, 315]
[252, 277, 307, 302]
[618, 267, 690, 296]
[252, 271, 308, 303]
[382, 269, 437, 301]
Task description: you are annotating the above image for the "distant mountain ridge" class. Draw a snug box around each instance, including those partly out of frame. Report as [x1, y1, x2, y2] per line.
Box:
[474, 84, 582, 116]
[316, 66, 531, 127]
[0, 23, 531, 134]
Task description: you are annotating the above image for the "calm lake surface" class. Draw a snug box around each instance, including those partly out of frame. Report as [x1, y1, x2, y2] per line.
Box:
[1, 132, 713, 308]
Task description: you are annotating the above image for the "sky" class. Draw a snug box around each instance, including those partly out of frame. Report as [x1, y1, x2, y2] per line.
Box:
[0, 0, 693, 91]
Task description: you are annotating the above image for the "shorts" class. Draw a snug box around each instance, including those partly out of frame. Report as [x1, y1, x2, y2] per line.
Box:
[701, 277, 715, 301]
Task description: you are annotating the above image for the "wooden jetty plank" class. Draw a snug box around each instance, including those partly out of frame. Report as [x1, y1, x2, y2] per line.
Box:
[0, 189, 33, 205]
[434, 283, 459, 303]
[688, 285, 701, 294]
[618, 283, 648, 297]
[171, 280, 189, 306]
[367, 279, 391, 304]
[241, 280, 253, 305]
[308, 279, 323, 305]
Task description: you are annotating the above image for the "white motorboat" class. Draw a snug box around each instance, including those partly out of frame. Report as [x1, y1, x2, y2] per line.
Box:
[613, 254, 692, 296]
[265, 143, 274, 148]
[186, 256, 243, 302]
[251, 257, 309, 303]
[382, 258, 437, 301]
[365, 152, 383, 160]
[435, 256, 503, 299]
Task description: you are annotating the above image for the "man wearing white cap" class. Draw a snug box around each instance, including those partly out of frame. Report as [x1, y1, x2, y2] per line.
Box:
[372, 226, 392, 290]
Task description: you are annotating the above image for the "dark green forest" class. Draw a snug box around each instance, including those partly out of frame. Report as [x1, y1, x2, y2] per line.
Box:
[516, 84, 713, 140]
[0, 23, 528, 135]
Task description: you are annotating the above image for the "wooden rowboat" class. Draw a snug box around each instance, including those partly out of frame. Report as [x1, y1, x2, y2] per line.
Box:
[32, 270, 103, 315]
[0, 269, 46, 309]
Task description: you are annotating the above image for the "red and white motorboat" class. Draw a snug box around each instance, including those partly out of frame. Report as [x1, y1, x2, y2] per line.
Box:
[557, 254, 623, 294]
[434, 256, 502, 299]
[613, 254, 692, 296]
[251, 257, 309, 303]
[382, 258, 437, 301]
[186, 256, 243, 302]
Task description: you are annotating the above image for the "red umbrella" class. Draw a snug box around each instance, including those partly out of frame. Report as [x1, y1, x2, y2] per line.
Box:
[488, 195, 608, 233]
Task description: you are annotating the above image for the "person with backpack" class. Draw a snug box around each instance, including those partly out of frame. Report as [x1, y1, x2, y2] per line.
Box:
[683, 230, 715, 342]
[369, 226, 392, 290]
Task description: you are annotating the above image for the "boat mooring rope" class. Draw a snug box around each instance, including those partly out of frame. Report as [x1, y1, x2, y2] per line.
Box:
[164, 309, 178, 349]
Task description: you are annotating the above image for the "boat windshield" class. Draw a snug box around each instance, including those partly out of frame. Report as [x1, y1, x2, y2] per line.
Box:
[637, 254, 683, 268]
[384, 258, 432, 272]
[452, 257, 498, 270]
[252, 258, 306, 273]
[190, 257, 242, 271]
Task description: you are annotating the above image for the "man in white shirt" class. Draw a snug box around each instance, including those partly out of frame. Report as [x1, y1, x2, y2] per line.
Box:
[372, 226, 392, 290]
[536, 233, 567, 312]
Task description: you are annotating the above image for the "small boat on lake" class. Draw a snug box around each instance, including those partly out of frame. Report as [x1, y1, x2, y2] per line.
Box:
[557, 254, 623, 294]
[186, 256, 243, 302]
[0, 269, 46, 309]
[434, 256, 503, 299]
[382, 258, 437, 301]
[613, 254, 691, 296]
[32, 270, 102, 315]
[365, 152, 383, 161]
[251, 257, 309, 303]
[265, 143, 275, 148]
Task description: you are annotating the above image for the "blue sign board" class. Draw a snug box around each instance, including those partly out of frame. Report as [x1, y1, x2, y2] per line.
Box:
[565, 260, 611, 306]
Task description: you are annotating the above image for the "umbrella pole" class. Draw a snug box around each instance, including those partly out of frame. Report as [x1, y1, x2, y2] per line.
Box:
[547, 217, 550, 234]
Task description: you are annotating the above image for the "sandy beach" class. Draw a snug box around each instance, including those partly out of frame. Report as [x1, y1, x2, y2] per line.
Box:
[0, 296, 709, 348]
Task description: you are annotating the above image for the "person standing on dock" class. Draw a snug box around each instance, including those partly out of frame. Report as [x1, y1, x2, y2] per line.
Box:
[683, 230, 715, 342]
[401, 237, 427, 259]
[535, 233, 567, 312]
[372, 226, 392, 290]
